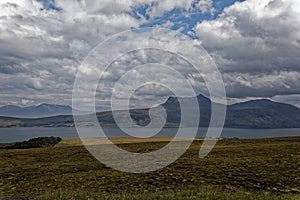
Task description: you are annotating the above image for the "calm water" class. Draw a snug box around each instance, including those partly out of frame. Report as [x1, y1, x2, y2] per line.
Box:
[0, 127, 300, 143]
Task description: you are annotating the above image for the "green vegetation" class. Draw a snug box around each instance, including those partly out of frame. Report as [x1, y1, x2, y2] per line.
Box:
[0, 137, 62, 149]
[39, 189, 298, 200]
[0, 137, 299, 199]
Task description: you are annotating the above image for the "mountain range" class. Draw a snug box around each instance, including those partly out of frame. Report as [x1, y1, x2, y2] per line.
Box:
[161, 95, 300, 128]
[0, 104, 73, 118]
[0, 95, 300, 128]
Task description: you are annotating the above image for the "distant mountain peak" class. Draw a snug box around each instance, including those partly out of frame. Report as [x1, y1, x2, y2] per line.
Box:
[196, 94, 209, 98]
[196, 94, 211, 103]
[164, 94, 210, 103]
[1, 105, 21, 109]
[164, 96, 178, 104]
[230, 98, 298, 109]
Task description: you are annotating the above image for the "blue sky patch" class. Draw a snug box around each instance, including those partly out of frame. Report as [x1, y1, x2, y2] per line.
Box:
[132, 0, 245, 37]
[37, 0, 61, 11]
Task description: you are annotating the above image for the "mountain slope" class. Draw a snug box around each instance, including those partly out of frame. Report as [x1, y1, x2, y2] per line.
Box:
[226, 99, 300, 128]
[161, 94, 213, 127]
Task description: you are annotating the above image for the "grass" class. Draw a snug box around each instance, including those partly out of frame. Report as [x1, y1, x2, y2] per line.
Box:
[39, 188, 298, 200]
[56, 137, 201, 147]
[0, 137, 300, 199]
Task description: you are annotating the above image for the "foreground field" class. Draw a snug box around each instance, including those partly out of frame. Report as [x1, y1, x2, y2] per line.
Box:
[0, 137, 300, 199]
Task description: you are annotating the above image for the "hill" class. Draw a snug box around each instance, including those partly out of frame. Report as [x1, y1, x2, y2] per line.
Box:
[226, 99, 300, 128]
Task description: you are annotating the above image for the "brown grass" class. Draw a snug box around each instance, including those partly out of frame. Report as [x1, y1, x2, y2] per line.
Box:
[0, 137, 299, 199]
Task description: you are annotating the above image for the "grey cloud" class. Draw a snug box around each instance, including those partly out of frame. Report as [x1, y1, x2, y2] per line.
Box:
[0, 0, 144, 106]
[0, 64, 27, 74]
[223, 70, 300, 98]
[194, 0, 300, 99]
[1, 0, 299, 108]
[1, 0, 203, 106]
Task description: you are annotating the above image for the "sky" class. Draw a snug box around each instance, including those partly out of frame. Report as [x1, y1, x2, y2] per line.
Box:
[0, 0, 299, 109]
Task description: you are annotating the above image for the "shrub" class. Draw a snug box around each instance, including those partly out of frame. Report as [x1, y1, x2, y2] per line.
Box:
[3, 137, 62, 149]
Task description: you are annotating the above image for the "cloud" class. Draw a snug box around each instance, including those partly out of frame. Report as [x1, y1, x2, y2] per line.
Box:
[1, 0, 213, 106]
[73, 28, 219, 110]
[0, 0, 299, 108]
[195, 0, 214, 14]
[194, 0, 300, 98]
[145, 0, 194, 18]
[0, 0, 146, 106]
[224, 70, 300, 98]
